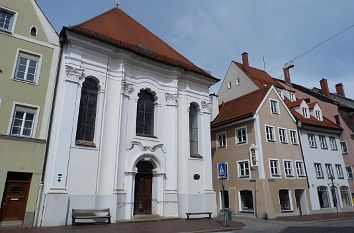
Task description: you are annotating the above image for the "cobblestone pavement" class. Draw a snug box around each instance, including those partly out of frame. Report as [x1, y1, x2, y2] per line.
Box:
[0, 219, 245, 233]
[275, 211, 354, 222]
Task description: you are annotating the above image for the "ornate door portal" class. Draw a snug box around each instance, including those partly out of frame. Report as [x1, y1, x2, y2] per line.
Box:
[134, 160, 153, 215]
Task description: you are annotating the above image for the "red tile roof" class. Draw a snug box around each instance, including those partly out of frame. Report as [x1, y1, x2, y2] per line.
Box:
[284, 98, 303, 108]
[212, 87, 269, 126]
[67, 8, 217, 81]
[308, 102, 317, 109]
[289, 108, 341, 130]
[233, 61, 284, 89]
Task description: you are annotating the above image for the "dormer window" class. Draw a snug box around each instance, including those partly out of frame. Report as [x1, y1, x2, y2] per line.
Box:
[315, 110, 322, 121]
[302, 107, 309, 118]
[289, 93, 296, 102]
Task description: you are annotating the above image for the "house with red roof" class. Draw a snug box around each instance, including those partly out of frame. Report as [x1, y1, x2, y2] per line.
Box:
[38, 7, 218, 226]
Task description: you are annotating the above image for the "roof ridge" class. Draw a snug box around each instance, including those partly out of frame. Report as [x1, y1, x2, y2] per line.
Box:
[73, 8, 117, 28]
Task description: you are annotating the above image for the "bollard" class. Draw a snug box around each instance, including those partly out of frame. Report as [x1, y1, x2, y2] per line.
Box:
[223, 208, 231, 226]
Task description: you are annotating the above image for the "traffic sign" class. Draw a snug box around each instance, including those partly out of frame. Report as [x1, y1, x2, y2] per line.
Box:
[217, 162, 228, 180]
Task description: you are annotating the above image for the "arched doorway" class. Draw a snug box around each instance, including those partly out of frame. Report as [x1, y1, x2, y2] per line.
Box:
[134, 160, 154, 215]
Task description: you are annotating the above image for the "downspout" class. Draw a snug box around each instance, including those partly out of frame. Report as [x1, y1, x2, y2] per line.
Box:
[34, 31, 66, 226]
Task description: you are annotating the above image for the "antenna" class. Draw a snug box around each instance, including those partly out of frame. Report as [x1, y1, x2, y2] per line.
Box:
[115, 0, 120, 7]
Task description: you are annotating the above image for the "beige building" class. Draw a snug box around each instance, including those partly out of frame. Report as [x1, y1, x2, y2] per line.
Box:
[212, 54, 311, 218]
[0, 0, 59, 227]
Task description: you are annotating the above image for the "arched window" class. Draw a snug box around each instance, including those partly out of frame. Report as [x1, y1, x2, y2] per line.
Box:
[76, 78, 98, 143]
[317, 186, 330, 208]
[340, 186, 352, 207]
[136, 90, 155, 136]
[189, 103, 199, 156]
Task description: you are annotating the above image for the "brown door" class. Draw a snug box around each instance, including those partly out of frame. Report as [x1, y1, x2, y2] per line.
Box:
[134, 174, 152, 215]
[1, 172, 32, 222]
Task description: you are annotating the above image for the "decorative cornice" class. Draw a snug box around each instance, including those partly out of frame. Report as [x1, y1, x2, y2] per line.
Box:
[65, 65, 84, 83]
[121, 79, 134, 96]
[128, 141, 165, 153]
[165, 93, 178, 106]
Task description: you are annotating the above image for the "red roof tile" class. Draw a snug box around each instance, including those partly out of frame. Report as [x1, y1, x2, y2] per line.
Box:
[233, 61, 284, 89]
[308, 102, 317, 109]
[289, 109, 341, 130]
[212, 88, 269, 126]
[67, 8, 217, 80]
[284, 98, 303, 108]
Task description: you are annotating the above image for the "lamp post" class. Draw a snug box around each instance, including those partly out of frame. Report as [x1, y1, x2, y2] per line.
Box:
[329, 176, 339, 213]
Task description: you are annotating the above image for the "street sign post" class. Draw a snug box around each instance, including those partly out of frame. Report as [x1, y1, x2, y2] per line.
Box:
[217, 163, 229, 226]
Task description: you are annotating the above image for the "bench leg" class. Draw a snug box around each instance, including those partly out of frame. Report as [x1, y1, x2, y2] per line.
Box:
[208, 213, 211, 218]
[72, 217, 75, 226]
[107, 217, 111, 224]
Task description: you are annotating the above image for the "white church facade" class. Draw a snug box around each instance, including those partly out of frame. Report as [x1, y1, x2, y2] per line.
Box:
[38, 8, 218, 226]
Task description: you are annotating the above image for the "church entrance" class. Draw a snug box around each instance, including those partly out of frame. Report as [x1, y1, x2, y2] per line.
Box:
[134, 160, 154, 215]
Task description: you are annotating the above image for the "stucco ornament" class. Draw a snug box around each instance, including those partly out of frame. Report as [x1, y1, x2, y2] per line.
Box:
[165, 93, 178, 106]
[128, 141, 165, 153]
[201, 101, 210, 110]
[65, 65, 84, 83]
[121, 79, 134, 96]
[249, 144, 259, 167]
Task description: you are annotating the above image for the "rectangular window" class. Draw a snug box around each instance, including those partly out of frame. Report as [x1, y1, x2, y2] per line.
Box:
[236, 78, 240, 86]
[284, 160, 294, 177]
[325, 164, 334, 179]
[278, 128, 288, 144]
[340, 187, 352, 207]
[340, 141, 348, 155]
[302, 107, 308, 118]
[336, 164, 344, 179]
[10, 105, 37, 137]
[217, 132, 226, 148]
[318, 187, 331, 208]
[0, 8, 15, 32]
[346, 166, 353, 180]
[266, 126, 275, 142]
[270, 99, 279, 114]
[329, 137, 338, 151]
[296, 161, 306, 177]
[270, 159, 280, 177]
[14, 52, 40, 83]
[315, 110, 322, 120]
[279, 190, 292, 211]
[314, 163, 324, 178]
[238, 161, 250, 178]
[319, 135, 328, 149]
[308, 134, 317, 148]
[236, 127, 247, 144]
[289, 130, 298, 145]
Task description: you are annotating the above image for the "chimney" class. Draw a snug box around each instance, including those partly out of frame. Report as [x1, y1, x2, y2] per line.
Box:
[242, 52, 249, 68]
[283, 62, 295, 86]
[320, 78, 329, 96]
[335, 83, 345, 97]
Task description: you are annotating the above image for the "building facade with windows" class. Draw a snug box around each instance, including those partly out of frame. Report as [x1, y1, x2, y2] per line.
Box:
[0, 0, 59, 227]
[285, 98, 353, 213]
[38, 8, 217, 226]
[211, 85, 310, 219]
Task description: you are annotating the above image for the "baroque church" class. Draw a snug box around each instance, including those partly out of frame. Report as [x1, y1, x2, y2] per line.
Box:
[38, 8, 218, 226]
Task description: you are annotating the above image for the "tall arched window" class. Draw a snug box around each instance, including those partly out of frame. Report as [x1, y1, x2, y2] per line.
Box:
[76, 78, 98, 143]
[136, 90, 155, 137]
[189, 103, 199, 156]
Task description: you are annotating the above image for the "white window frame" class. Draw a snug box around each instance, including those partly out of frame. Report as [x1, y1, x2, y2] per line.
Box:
[315, 110, 322, 120]
[237, 160, 250, 179]
[308, 134, 317, 148]
[236, 78, 240, 86]
[235, 126, 248, 145]
[270, 99, 280, 115]
[279, 189, 293, 212]
[0, 6, 17, 33]
[302, 107, 309, 118]
[8, 102, 40, 138]
[329, 137, 338, 151]
[314, 163, 324, 179]
[345, 166, 353, 180]
[295, 160, 306, 178]
[340, 141, 349, 155]
[265, 125, 276, 142]
[325, 164, 334, 179]
[278, 127, 288, 144]
[227, 82, 232, 89]
[319, 135, 328, 149]
[289, 129, 299, 145]
[11, 49, 42, 85]
[216, 132, 227, 148]
[283, 160, 294, 178]
[289, 93, 296, 102]
[269, 158, 281, 178]
[336, 164, 344, 179]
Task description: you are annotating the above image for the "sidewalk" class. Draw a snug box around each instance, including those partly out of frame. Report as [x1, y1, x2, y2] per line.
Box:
[275, 212, 354, 222]
[0, 219, 245, 233]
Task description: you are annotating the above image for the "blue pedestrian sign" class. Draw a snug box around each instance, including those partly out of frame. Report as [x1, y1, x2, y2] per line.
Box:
[217, 163, 228, 180]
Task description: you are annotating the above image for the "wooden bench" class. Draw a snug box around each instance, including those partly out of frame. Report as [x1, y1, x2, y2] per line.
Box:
[186, 212, 212, 219]
[72, 208, 111, 225]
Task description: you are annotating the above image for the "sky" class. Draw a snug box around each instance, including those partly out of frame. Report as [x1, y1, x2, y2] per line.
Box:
[37, 0, 354, 98]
